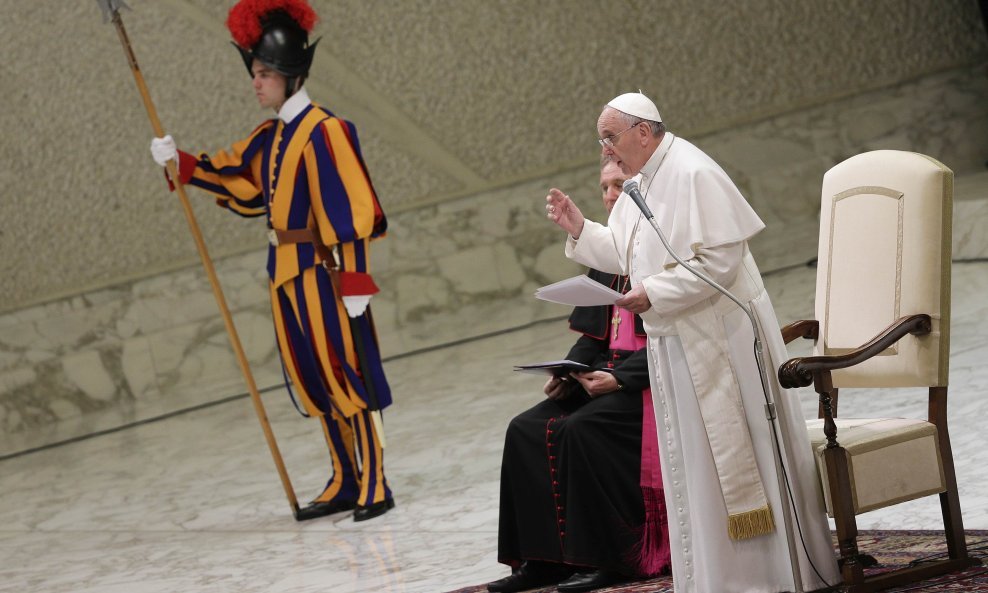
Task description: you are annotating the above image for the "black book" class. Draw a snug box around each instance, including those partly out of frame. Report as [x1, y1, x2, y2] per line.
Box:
[513, 359, 593, 377]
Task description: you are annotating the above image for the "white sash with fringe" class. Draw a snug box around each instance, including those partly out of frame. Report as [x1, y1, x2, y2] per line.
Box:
[671, 250, 775, 540]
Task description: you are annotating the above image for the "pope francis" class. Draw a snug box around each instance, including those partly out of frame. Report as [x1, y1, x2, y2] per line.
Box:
[545, 92, 840, 593]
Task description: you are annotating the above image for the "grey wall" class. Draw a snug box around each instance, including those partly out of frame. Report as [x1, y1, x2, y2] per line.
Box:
[2, 0, 986, 311]
[1, 1, 987, 446]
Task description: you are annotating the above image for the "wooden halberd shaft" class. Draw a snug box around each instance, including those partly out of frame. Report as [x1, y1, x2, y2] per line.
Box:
[106, 8, 300, 516]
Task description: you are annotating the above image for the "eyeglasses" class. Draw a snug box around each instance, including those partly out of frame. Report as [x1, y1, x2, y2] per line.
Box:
[598, 123, 640, 148]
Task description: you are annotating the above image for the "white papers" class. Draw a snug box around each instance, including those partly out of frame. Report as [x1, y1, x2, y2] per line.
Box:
[534, 275, 623, 306]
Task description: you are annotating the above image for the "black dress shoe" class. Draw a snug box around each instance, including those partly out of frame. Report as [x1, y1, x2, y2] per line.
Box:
[486, 561, 573, 593]
[294, 499, 356, 521]
[352, 498, 395, 522]
[556, 570, 629, 593]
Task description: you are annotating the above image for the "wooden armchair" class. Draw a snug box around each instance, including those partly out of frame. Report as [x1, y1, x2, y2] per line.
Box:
[777, 150, 980, 592]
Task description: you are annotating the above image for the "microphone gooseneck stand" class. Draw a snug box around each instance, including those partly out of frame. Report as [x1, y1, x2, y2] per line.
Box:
[622, 179, 807, 593]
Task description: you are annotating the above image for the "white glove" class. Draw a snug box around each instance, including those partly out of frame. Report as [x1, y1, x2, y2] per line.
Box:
[342, 295, 371, 318]
[150, 135, 178, 167]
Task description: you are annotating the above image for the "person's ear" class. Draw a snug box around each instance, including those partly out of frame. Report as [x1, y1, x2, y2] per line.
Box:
[637, 122, 650, 147]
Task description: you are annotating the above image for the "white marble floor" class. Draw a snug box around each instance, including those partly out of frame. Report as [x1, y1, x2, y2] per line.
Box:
[1, 261, 987, 593]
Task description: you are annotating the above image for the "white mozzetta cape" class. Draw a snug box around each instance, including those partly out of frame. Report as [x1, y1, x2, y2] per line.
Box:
[565, 133, 839, 593]
[569, 133, 764, 334]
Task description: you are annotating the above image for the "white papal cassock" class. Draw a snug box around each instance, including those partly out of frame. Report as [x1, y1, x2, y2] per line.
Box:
[566, 132, 840, 592]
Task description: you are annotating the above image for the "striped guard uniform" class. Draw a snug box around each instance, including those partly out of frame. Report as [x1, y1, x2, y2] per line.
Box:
[172, 89, 391, 508]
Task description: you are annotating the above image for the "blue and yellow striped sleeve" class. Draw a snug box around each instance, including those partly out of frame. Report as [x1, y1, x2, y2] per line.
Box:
[177, 121, 273, 218]
[304, 118, 387, 268]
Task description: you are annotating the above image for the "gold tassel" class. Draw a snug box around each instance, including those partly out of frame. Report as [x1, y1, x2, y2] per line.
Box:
[727, 505, 775, 540]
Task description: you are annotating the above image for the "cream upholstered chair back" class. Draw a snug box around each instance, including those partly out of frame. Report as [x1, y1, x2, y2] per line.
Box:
[814, 150, 952, 388]
[779, 151, 978, 590]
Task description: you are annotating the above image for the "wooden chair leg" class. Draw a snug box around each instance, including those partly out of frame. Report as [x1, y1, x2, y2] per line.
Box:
[929, 386, 969, 560]
[825, 445, 865, 589]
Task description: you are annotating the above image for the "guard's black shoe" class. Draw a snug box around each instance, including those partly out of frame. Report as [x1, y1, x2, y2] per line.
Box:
[486, 561, 573, 593]
[352, 498, 395, 522]
[294, 499, 356, 521]
[556, 569, 629, 593]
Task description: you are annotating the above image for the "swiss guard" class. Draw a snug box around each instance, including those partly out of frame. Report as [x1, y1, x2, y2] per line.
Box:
[149, 0, 394, 522]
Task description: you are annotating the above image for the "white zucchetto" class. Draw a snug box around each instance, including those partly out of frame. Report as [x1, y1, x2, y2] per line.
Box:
[606, 92, 662, 122]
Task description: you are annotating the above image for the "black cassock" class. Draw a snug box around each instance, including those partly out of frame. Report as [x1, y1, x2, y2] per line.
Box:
[497, 270, 653, 574]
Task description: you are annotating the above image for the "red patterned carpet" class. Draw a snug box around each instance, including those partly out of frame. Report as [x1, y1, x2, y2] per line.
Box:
[449, 530, 988, 593]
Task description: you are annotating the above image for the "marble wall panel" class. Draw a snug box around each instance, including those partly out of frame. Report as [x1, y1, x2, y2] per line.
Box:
[0, 252, 285, 448]
[2, 64, 987, 451]
[954, 171, 988, 260]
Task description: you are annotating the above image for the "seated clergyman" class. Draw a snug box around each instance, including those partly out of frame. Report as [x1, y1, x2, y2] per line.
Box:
[487, 159, 671, 593]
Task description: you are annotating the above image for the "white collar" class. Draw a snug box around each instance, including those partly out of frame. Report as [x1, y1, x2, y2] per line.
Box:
[278, 87, 311, 124]
[639, 132, 675, 184]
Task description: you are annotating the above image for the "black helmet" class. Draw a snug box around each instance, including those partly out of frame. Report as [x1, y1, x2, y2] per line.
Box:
[227, 0, 320, 92]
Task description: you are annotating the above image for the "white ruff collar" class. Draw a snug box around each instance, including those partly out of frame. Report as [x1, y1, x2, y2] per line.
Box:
[278, 87, 311, 124]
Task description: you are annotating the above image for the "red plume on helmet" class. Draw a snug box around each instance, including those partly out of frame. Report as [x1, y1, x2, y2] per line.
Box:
[226, 0, 320, 82]
[226, 0, 318, 50]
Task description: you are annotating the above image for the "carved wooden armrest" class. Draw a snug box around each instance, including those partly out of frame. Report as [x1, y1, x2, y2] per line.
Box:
[778, 314, 932, 389]
[781, 319, 819, 344]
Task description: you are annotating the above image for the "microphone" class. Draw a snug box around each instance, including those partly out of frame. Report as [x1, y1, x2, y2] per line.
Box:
[622, 179, 654, 220]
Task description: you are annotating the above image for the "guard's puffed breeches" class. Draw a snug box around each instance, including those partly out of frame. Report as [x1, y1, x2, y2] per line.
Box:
[271, 265, 391, 506]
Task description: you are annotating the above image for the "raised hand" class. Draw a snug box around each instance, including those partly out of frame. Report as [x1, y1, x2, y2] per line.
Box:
[545, 188, 585, 239]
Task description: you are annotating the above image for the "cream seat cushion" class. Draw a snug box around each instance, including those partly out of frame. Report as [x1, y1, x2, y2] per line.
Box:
[806, 418, 946, 516]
